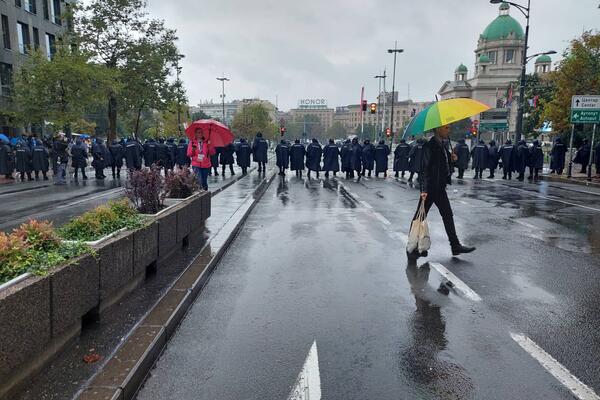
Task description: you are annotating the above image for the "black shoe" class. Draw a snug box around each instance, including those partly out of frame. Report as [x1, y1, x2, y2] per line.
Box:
[437, 283, 450, 295]
[451, 245, 476, 256]
[395, 172, 399, 178]
[406, 250, 428, 263]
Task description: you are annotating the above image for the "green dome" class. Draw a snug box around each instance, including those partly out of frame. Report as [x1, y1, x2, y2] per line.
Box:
[535, 54, 552, 63]
[478, 54, 490, 63]
[480, 5, 524, 41]
[455, 63, 468, 72]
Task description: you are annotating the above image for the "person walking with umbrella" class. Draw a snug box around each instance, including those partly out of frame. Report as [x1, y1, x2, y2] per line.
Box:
[187, 128, 215, 191]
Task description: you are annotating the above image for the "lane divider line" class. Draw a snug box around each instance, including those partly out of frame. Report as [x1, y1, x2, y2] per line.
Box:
[429, 262, 482, 302]
[510, 332, 600, 400]
[287, 341, 321, 400]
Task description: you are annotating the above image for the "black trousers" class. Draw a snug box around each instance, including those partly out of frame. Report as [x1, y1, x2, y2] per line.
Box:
[74, 166, 87, 178]
[458, 168, 465, 178]
[258, 162, 266, 172]
[502, 167, 512, 179]
[111, 165, 121, 177]
[412, 189, 460, 248]
[222, 164, 235, 175]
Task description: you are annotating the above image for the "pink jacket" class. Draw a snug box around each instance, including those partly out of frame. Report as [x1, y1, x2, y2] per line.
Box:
[187, 140, 214, 168]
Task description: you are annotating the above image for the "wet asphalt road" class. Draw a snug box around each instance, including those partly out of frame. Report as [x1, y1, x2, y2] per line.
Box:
[136, 170, 600, 400]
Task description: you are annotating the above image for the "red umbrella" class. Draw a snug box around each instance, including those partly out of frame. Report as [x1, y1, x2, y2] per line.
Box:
[185, 119, 234, 147]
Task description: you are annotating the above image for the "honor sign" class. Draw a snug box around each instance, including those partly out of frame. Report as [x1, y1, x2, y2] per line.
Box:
[298, 99, 328, 109]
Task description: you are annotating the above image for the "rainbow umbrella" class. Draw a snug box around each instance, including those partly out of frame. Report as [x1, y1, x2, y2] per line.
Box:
[402, 98, 490, 139]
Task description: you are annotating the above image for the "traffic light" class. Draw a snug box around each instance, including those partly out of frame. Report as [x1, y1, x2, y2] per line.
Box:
[280, 126, 286, 136]
[370, 103, 377, 114]
[385, 128, 392, 137]
[361, 100, 368, 112]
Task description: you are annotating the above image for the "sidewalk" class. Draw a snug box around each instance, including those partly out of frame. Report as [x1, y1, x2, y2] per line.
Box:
[541, 170, 600, 188]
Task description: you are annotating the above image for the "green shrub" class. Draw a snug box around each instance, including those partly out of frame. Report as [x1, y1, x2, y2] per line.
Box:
[58, 199, 144, 242]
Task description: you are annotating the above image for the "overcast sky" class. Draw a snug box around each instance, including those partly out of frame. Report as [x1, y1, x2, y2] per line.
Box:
[146, 0, 599, 111]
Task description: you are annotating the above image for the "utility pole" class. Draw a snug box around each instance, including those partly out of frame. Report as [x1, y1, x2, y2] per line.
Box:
[387, 42, 404, 145]
[175, 54, 184, 136]
[374, 72, 385, 140]
[216, 75, 230, 125]
[381, 69, 387, 138]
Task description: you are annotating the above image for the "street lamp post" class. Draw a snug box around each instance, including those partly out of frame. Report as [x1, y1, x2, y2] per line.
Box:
[387, 42, 404, 145]
[216, 75, 230, 125]
[375, 72, 386, 140]
[175, 54, 184, 136]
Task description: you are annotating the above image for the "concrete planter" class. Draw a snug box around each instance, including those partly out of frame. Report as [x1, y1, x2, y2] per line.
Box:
[133, 222, 159, 277]
[96, 230, 135, 312]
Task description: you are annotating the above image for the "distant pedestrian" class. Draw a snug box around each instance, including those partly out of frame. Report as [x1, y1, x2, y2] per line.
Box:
[361, 139, 375, 177]
[374, 140, 390, 178]
[187, 128, 215, 191]
[53, 134, 70, 185]
[31, 142, 50, 180]
[220, 143, 236, 176]
[176, 138, 190, 169]
[515, 140, 529, 181]
[393, 139, 411, 178]
[595, 141, 600, 176]
[453, 138, 470, 179]
[306, 138, 322, 179]
[499, 139, 516, 180]
[550, 137, 566, 175]
[340, 139, 353, 178]
[125, 137, 144, 170]
[157, 138, 169, 171]
[108, 139, 124, 178]
[408, 137, 425, 182]
[0, 138, 14, 180]
[350, 137, 363, 181]
[236, 138, 251, 175]
[573, 139, 591, 174]
[71, 139, 89, 180]
[322, 139, 340, 178]
[143, 138, 158, 167]
[470, 139, 488, 179]
[15, 142, 33, 182]
[487, 140, 499, 179]
[252, 132, 268, 173]
[91, 138, 108, 179]
[528, 140, 543, 181]
[408, 124, 475, 262]
[275, 139, 290, 175]
[166, 138, 177, 172]
[289, 139, 306, 177]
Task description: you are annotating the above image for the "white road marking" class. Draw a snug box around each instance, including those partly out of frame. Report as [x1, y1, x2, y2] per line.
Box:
[288, 341, 321, 400]
[512, 219, 541, 231]
[429, 262, 482, 302]
[510, 333, 600, 400]
[359, 200, 373, 209]
[493, 183, 600, 213]
[372, 211, 391, 226]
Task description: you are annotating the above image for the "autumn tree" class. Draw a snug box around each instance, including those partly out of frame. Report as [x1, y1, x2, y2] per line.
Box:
[231, 103, 278, 140]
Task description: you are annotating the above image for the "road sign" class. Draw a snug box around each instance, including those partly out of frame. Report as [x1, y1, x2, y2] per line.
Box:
[479, 120, 508, 131]
[571, 95, 600, 124]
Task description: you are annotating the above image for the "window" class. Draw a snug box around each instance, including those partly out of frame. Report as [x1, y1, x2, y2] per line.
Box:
[45, 32, 55, 59]
[0, 62, 12, 97]
[16, 21, 30, 54]
[15, 0, 22, 7]
[51, 0, 61, 25]
[1, 15, 10, 50]
[43, 0, 49, 20]
[32, 27, 39, 50]
[504, 49, 515, 64]
[488, 51, 497, 64]
[24, 0, 37, 14]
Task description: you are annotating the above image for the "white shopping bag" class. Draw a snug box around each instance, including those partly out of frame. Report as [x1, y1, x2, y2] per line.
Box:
[406, 201, 430, 253]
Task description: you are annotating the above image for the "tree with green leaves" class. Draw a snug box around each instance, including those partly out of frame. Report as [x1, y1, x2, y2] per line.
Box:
[543, 31, 600, 136]
[76, 0, 183, 141]
[522, 73, 555, 138]
[231, 103, 277, 140]
[325, 122, 348, 140]
[13, 47, 111, 135]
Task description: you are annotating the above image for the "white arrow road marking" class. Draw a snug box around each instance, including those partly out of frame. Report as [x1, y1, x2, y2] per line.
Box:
[510, 333, 600, 400]
[288, 341, 321, 400]
[429, 263, 482, 302]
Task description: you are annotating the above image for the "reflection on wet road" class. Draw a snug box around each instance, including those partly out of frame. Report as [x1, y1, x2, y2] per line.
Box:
[137, 172, 600, 399]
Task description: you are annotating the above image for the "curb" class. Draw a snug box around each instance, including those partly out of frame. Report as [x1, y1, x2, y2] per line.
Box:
[541, 174, 600, 189]
[75, 168, 277, 400]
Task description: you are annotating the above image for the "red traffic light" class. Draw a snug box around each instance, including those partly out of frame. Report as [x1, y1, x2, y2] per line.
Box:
[385, 128, 392, 137]
[280, 126, 286, 136]
[370, 103, 377, 114]
[361, 100, 368, 112]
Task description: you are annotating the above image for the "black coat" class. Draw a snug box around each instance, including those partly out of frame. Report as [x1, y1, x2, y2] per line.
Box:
[454, 142, 470, 170]
[362, 143, 375, 170]
[125, 140, 143, 169]
[515, 142, 529, 173]
[91, 142, 108, 169]
[109, 142, 124, 168]
[340, 142, 352, 171]
[14, 146, 32, 173]
[144, 140, 158, 167]
[408, 140, 425, 173]
[275, 142, 290, 168]
[550, 141, 567, 171]
[176, 142, 190, 167]
[53, 140, 69, 164]
[529, 144, 544, 169]
[499, 144, 516, 172]
[322, 143, 340, 172]
[487, 144, 499, 170]
[471, 143, 488, 170]
[305, 142, 322, 171]
[211, 147, 221, 168]
[289, 143, 305, 171]
[220, 143, 235, 165]
[374, 143, 390, 173]
[595, 143, 600, 169]
[71, 143, 88, 168]
[419, 136, 452, 194]
[574, 143, 591, 166]
[166, 141, 177, 168]
[252, 137, 268, 163]
[393, 143, 411, 172]
[236, 142, 251, 168]
[156, 142, 169, 167]
[0, 143, 14, 175]
[32, 145, 49, 172]
[350, 142, 363, 171]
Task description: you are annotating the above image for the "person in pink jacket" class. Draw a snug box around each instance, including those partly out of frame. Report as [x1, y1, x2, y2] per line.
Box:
[187, 128, 215, 191]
